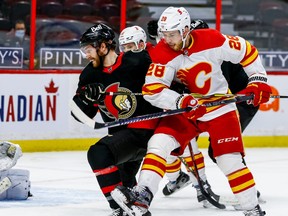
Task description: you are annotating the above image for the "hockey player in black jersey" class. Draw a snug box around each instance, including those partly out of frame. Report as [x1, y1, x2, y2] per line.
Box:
[72, 23, 160, 216]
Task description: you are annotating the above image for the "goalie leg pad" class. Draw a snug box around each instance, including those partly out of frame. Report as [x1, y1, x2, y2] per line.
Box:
[0, 177, 12, 194]
[0, 169, 31, 200]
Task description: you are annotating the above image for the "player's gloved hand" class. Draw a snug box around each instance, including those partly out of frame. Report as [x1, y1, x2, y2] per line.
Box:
[0, 141, 23, 171]
[77, 83, 105, 105]
[147, 20, 158, 40]
[239, 75, 272, 106]
[191, 19, 209, 30]
[176, 94, 206, 120]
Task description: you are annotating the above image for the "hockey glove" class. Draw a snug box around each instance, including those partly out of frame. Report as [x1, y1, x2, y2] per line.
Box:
[0, 141, 23, 171]
[147, 20, 158, 40]
[77, 83, 105, 105]
[176, 94, 206, 120]
[240, 74, 272, 106]
[191, 19, 209, 30]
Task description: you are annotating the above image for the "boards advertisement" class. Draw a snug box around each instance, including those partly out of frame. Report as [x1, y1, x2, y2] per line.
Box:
[0, 74, 107, 140]
[0, 73, 287, 148]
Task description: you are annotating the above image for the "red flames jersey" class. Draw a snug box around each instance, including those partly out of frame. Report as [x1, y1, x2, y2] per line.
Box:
[143, 28, 267, 121]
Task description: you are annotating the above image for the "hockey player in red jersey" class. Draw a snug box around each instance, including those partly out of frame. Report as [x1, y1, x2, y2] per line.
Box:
[111, 6, 270, 216]
[119, 25, 215, 206]
[72, 23, 162, 216]
[147, 18, 262, 205]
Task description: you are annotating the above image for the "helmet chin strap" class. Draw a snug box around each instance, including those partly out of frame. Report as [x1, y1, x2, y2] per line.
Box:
[96, 43, 111, 59]
[94, 48, 104, 67]
[103, 44, 111, 57]
[181, 30, 191, 49]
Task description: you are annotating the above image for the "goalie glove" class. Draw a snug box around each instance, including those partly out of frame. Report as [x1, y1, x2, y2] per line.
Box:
[239, 74, 272, 106]
[77, 83, 105, 105]
[176, 94, 206, 120]
[0, 141, 23, 171]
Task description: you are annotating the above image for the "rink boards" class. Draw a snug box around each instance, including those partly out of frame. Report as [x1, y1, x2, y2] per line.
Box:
[0, 72, 287, 151]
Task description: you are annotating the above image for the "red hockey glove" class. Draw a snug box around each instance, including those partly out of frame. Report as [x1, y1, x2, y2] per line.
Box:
[240, 75, 272, 106]
[176, 94, 206, 120]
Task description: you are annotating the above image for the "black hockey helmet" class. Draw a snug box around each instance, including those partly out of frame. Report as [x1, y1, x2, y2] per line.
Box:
[80, 23, 116, 49]
[191, 19, 209, 30]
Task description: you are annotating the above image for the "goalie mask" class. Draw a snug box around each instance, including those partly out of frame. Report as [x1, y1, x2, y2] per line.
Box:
[118, 26, 147, 52]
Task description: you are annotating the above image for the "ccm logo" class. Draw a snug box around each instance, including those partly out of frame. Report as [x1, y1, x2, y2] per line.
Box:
[217, 137, 239, 144]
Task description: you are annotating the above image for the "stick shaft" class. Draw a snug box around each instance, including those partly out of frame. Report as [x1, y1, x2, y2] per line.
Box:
[186, 144, 226, 209]
[70, 95, 253, 129]
[104, 92, 287, 99]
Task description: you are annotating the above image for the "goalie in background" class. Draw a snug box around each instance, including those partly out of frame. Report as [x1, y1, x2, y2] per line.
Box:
[0, 141, 31, 200]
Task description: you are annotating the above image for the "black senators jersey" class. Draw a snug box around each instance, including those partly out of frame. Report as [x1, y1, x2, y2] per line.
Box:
[73, 50, 161, 131]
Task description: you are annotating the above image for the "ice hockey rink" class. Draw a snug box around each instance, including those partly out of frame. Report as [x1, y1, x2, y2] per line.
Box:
[1, 148, 287, 216]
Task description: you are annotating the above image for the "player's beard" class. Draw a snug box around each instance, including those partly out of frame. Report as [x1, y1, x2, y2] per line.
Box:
[91, 57, 101, 67]
[91, 51, 101, 68]
[173, 41, 183, 51]
[167, 42, 182, 51]
[92, 60, 98, 67]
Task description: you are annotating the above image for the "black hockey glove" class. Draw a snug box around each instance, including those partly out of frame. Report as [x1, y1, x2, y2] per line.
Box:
[147, 20, 158, 40]
[77, 83, 105, 105]
[191, 19, 209, 30]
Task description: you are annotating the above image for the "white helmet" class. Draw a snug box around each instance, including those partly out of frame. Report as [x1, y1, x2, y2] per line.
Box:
[118, 26, 147, 52]
[158, 6, 191, 36]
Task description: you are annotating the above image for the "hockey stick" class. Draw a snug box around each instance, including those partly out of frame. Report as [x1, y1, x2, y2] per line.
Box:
[101, 92, 225, 98]
[101, 92, 288, 98]
[102, 92, 227, 98]
[180, 146, 226, 209]
[193, 93, 287, 99]
[104, 92, 143, 96]
[69, 99, 190, 129]
[103, 92, 236, 98]
[178, 157, 252, 208]
[104, 91, 288, 99]
[201, 93, 288, 99]
[69, 95, 253, 129]
[0, 177, 11, 194]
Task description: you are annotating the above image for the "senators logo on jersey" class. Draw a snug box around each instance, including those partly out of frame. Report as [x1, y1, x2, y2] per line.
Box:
[99, 83, 137, 120]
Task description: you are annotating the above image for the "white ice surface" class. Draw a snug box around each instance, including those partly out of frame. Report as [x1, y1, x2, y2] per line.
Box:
[1, 148, 287, 216]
